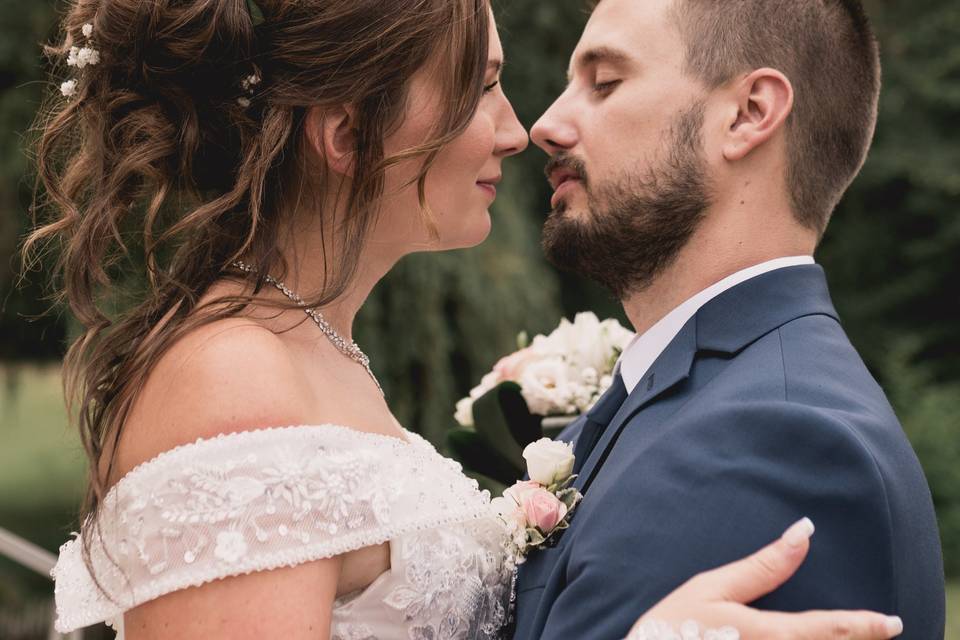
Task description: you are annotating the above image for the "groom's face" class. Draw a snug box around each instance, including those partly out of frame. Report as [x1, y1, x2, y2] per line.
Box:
[531, 0, 714, 297]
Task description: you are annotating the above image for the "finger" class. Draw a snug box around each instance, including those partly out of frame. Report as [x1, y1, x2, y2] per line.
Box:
[740, 609, 904, 640]
[691, 517, 814, 603]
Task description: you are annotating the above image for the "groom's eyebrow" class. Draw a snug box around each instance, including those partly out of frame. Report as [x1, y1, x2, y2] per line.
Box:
[566, 46, 632, 83]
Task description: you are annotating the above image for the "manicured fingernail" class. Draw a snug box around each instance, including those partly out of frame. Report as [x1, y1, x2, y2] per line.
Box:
[782, 517, 815, 547]
[885, 616, 903, 636]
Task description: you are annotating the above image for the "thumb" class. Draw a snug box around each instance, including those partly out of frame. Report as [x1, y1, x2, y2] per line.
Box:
[694, 517, 815, 603]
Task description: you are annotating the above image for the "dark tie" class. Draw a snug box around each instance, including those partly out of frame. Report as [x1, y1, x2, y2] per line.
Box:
[572, 374, 628, 474]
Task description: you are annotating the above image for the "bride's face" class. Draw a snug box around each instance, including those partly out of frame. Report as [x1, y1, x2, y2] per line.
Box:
[371, 11, 529, 253]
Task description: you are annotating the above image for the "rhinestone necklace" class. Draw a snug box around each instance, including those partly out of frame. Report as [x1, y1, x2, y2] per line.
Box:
[230, 260, 384, 396]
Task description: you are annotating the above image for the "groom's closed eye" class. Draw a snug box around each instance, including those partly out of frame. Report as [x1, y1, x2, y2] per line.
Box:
[592, 78, 622, 97]
[566, 45, 634, 87]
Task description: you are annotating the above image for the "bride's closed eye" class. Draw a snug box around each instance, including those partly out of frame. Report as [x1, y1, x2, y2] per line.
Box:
[483, 80, 500, 94]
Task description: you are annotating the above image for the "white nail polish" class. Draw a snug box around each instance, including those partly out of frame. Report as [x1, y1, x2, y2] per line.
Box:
[782, 517, 815, 547]
[885, 616, 903, 636]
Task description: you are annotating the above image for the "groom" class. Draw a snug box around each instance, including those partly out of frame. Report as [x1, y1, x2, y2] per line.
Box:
[512, 0, 945, 638]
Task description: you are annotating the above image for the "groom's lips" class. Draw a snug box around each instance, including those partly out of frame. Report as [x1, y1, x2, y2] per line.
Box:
[548, 168, 582, 208]
[547, 167, 581, 191]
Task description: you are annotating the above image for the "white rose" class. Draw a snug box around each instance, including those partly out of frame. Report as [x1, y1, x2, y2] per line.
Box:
[520, 357, 572, 415]
[522, 438, 575, 487]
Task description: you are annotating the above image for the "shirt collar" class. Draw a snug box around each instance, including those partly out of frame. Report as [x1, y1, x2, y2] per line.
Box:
[617, 256, 815, 393]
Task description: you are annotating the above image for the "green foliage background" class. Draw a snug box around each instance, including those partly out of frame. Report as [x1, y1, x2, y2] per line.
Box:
[0, 0, 957, 634]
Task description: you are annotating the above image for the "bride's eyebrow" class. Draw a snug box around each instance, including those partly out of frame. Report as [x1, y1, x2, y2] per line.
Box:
[487, 59, 504, 75]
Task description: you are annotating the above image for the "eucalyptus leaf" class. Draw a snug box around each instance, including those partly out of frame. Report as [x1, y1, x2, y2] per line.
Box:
[245, 0, 265, 26]
[527, 528, 546, 545]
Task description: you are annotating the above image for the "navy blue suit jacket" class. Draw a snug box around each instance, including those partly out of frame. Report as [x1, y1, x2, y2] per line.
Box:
[512, 265, 945, 639]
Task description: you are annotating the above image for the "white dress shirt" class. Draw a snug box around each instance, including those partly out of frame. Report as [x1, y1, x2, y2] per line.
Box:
[617, 256, 815, 393]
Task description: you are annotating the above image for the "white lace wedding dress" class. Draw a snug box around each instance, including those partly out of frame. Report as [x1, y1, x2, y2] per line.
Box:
[51, 424, 515, 639]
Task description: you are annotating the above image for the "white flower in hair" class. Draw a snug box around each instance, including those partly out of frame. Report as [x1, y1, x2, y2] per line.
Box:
[61, 22, 100, 98]
[237, 71, 262, 108]
[240, 73, 261, 91]
[76, 46, 100, 68]
[60, 79, 77, 97]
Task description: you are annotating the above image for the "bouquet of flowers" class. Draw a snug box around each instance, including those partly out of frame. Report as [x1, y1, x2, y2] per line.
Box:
[449, 312, 633, 489]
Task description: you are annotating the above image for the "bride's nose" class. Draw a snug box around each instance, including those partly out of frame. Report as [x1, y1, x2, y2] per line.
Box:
[495, 103, 529, 158]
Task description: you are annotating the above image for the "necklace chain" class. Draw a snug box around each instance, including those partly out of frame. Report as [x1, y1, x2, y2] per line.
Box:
[230, 260, 384, 396]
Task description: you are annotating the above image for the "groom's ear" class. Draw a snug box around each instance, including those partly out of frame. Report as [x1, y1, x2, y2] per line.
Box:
[305, 104, 359, 178]
[721, 68, 794, 162]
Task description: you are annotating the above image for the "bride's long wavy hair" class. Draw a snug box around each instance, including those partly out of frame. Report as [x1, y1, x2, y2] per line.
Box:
[19, 0, 489, 590]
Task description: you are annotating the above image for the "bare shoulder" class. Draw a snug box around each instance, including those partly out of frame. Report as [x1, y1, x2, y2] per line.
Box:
[113, 316, 317, 481]
[110, 314, 351, 637]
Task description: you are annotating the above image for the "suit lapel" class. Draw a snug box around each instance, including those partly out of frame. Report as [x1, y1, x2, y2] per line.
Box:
[571, 264, 840, 495]
[573, 318, 698, 493]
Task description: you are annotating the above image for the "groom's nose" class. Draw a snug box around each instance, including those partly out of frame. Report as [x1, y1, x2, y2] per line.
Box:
[531, 100, 578, 155]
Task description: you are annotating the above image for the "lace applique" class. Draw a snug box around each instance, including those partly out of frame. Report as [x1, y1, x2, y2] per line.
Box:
[383, 519, 512, 640]
[332, 622, 377, 640]
[52, 424, 498, 633]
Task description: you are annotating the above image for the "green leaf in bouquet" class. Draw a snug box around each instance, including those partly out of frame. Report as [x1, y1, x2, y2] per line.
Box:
[557, 489, 580, 510]
[447, 427, 522, 487]
[474, 381, 544, 455]
[517, 331, 529, 350]
[527, 528, 546, 546]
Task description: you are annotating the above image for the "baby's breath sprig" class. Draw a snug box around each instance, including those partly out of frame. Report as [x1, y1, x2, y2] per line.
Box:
[60, 23, 100, 98]
[237, 71, 262, 108]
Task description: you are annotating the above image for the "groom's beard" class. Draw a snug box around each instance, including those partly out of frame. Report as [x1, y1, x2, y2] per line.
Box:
[541, 100, 712, 299]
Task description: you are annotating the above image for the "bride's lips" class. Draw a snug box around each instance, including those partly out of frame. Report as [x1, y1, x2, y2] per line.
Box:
[477, 175, 501, 199]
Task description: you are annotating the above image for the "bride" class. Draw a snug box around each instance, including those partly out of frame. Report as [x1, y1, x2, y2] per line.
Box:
[26, 0, 901, 638]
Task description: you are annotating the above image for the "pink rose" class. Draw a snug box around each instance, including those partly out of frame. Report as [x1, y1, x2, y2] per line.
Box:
[493, 347, 537, 382]
[521, 488, 568, 533]
[505, 480, 542, 505]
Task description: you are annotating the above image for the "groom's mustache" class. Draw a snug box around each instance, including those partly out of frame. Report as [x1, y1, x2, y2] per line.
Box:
[544, 153, 589, 191]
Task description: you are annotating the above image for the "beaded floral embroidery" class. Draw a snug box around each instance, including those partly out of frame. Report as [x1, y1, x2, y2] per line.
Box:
[52, 425, 513, 638]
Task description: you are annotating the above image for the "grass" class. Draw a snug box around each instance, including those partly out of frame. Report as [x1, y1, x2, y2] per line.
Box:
[0, 363, 86, 607]
[0, 364, 958, 635]
[949, 582, 960, 639]
[0, 364, 86, 514]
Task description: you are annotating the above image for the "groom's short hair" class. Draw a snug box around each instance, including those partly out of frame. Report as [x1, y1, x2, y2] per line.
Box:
[668, 0, 881, 236]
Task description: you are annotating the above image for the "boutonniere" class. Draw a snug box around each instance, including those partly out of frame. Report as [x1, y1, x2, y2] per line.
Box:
[492, 438, 583, 563]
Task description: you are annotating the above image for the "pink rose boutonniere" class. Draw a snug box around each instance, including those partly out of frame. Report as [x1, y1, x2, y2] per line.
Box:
[492, 438, 582, 563]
